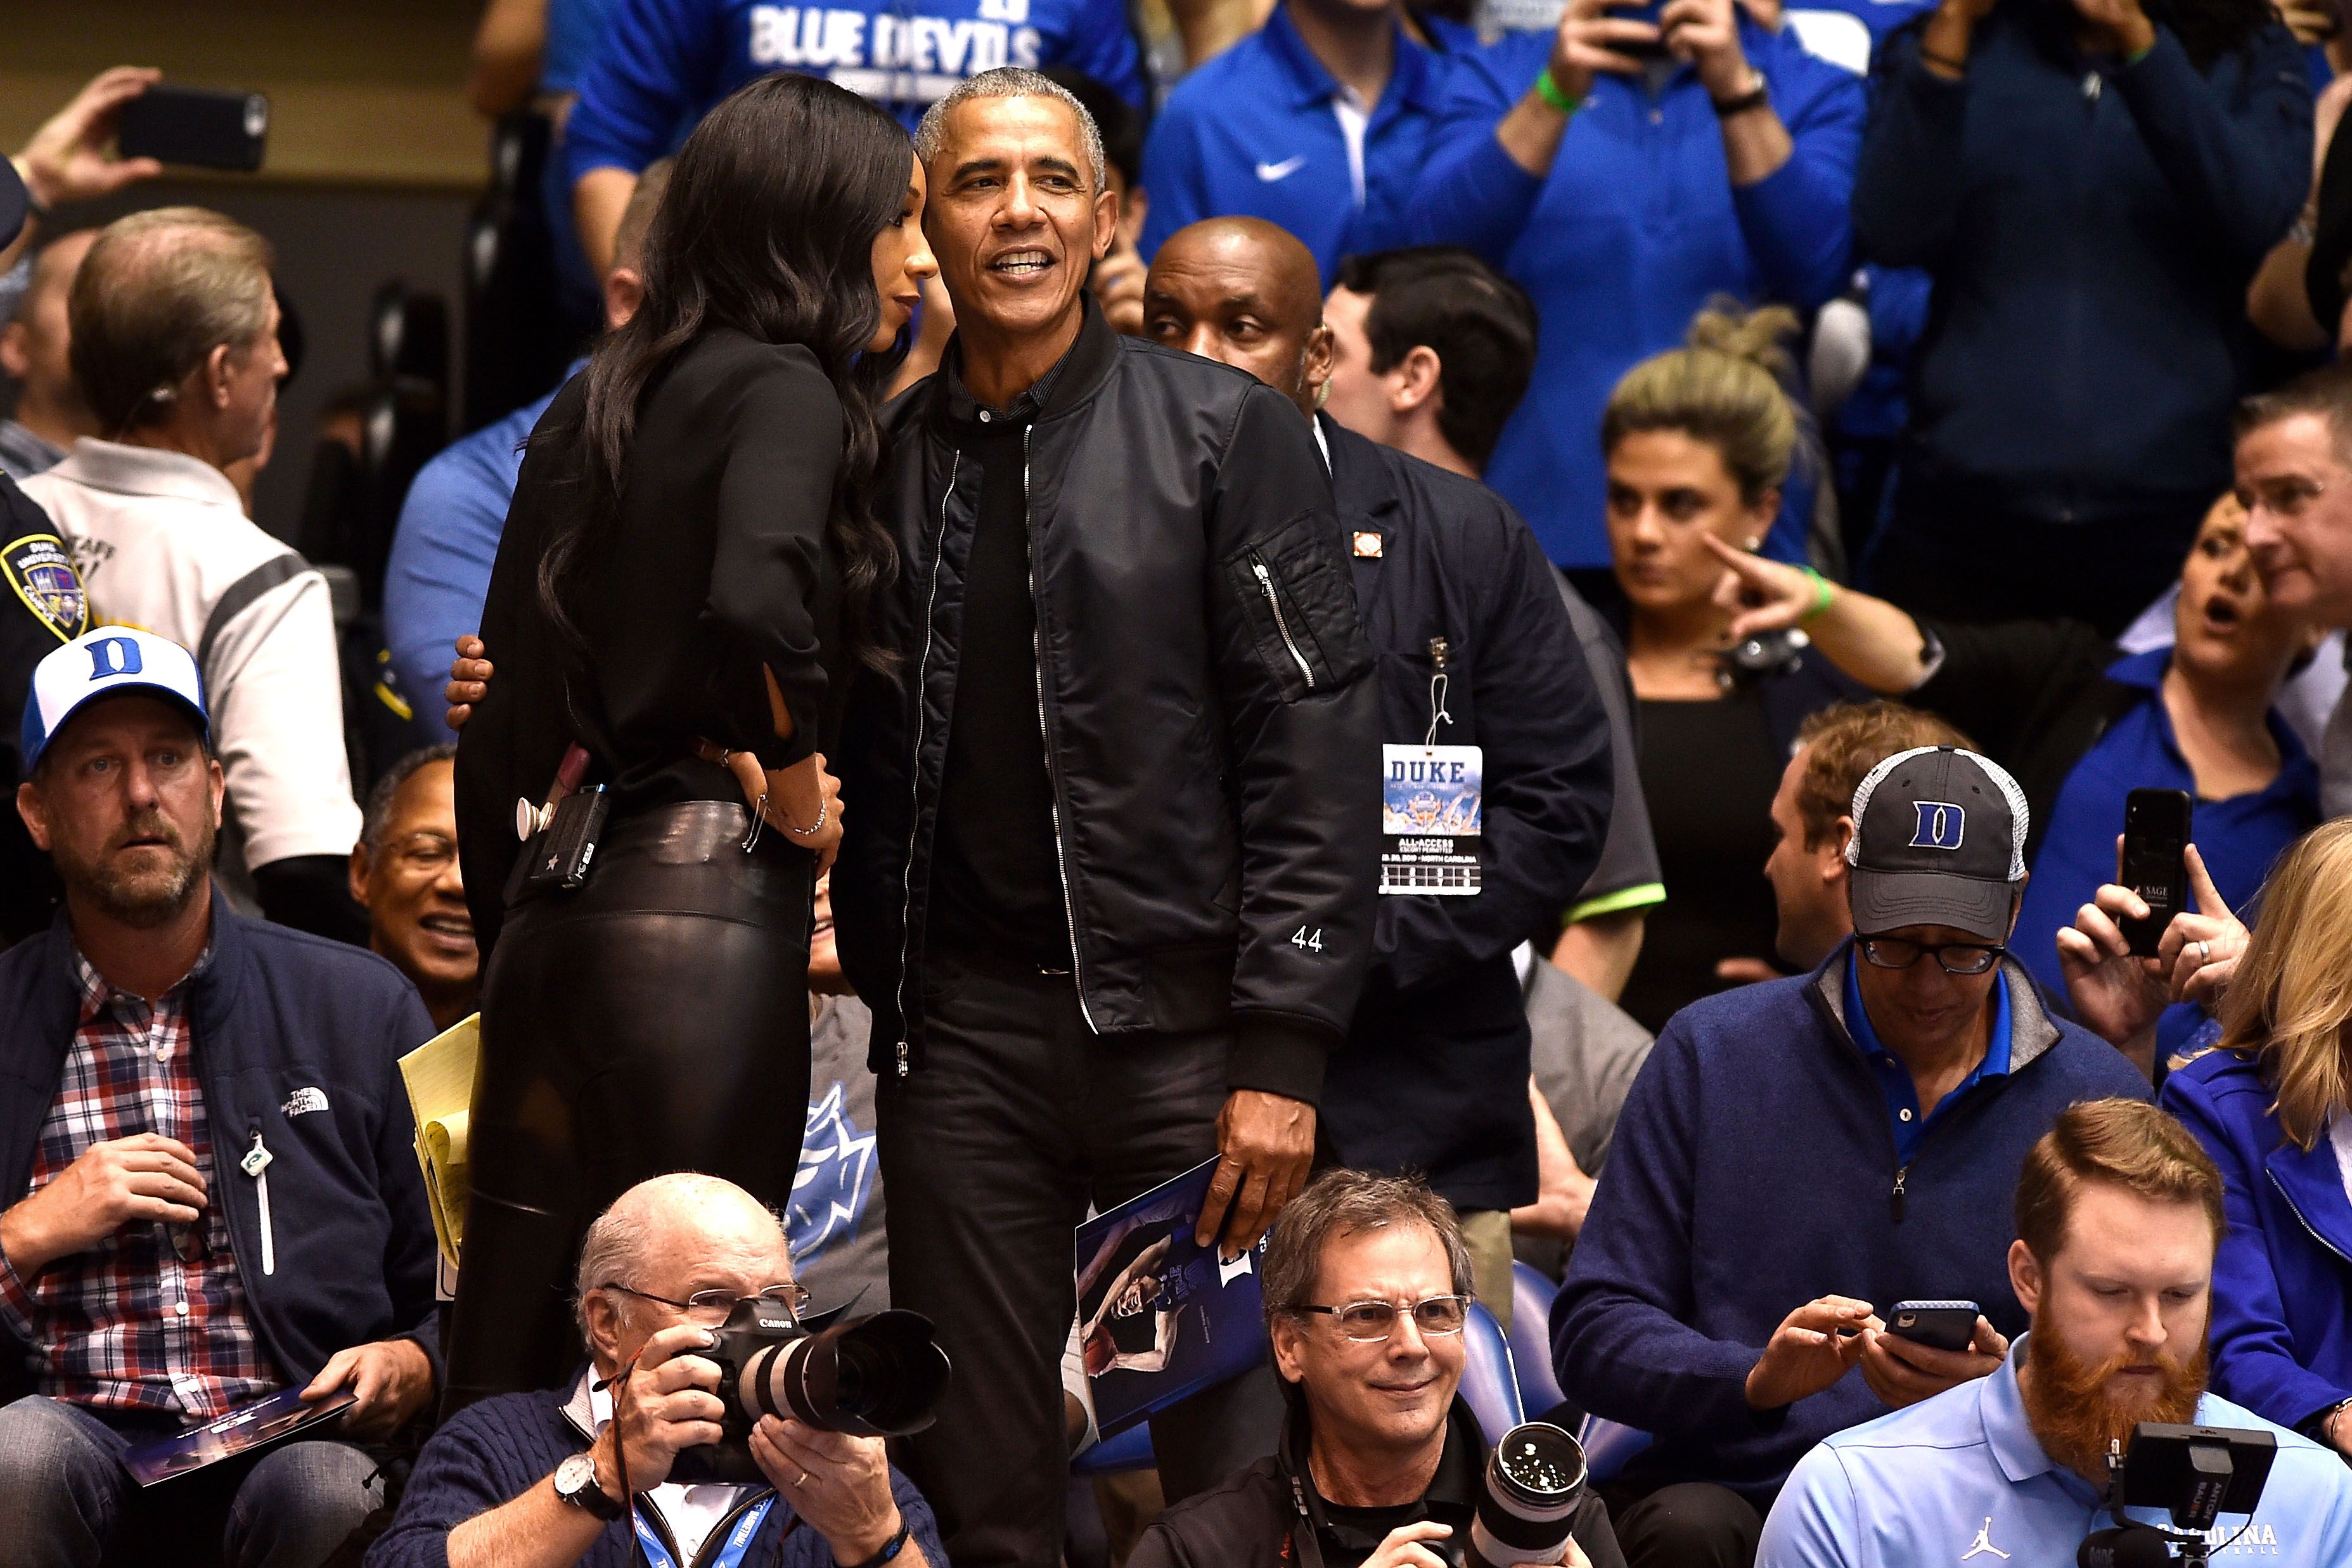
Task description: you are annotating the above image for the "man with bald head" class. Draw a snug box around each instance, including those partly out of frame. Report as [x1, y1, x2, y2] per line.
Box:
[373, 1173, 944, 1568]
[1143, 217, 1614, 1323]
[835, 69, 1380, 1568]
[0, 229, 99, 480]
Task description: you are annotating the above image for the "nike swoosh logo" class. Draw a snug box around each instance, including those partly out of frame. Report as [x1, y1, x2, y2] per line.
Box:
[1255, 156, 1307, 183]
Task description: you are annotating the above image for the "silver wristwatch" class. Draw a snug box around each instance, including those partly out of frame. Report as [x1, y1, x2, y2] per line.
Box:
[555, 1450, 626, 1522]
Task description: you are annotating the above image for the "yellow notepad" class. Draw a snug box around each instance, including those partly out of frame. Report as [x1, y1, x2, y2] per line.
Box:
[398, 1014, 479, 1273]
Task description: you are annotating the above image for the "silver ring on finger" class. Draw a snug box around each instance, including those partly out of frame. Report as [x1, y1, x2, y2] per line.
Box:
[795, 1472, 809, 1488]
[2195, 940, 2209, 967]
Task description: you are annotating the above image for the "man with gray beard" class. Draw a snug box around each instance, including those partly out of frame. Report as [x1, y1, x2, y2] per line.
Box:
[0, 627, 442, 1568]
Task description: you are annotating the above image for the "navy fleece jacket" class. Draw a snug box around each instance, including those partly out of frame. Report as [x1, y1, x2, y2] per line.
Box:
[1552, 943, 2149, 1498]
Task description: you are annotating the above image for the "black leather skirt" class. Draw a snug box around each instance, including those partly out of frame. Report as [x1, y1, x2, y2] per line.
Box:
[441, 800, 813, 1414]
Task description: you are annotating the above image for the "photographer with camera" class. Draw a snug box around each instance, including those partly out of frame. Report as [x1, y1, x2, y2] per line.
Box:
[1128, 1169, 1623, 1568]
[370, 1173, 943, 1568]
[1757, 1098, 2352, 1567]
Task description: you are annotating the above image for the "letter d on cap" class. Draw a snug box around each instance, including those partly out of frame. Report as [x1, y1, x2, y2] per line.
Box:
[86, 636, 144, 680]
[1910, 801, 1965, 851]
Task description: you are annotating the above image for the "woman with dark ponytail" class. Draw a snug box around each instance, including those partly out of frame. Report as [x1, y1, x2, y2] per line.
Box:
[444, 71, 935, 1410]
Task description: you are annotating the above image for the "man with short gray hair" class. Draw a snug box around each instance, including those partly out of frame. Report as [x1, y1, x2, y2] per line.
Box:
[1129, 1169, 1619, 1568]
[833, 65, 1381, 1568]
[21, 207, 363, 940]
[370, 1172, 944, 1568]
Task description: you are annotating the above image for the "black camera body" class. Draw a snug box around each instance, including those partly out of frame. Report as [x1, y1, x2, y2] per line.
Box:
[2078, 1422, 2277, 1567]
[669, 1299, 951, 1485]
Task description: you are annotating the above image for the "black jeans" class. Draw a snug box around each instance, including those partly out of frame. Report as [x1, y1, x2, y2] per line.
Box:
[879, 949, 1285, 1568]
[1601, 1479, 1766, 1568]
[443, 801, 813, 1413]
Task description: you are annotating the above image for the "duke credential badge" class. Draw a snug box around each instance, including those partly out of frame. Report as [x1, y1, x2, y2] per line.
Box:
[3, 533, 88, 643]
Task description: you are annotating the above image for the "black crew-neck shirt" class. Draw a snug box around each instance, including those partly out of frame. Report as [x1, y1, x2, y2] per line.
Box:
[924, 325, 1091, 966]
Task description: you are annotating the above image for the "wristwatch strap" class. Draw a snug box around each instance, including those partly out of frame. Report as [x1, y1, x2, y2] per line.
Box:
[839, 1517, 913, 1568]
[1712, 71, 1771, 119]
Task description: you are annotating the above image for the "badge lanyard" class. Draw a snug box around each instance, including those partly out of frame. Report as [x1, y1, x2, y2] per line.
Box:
[628, 1494, 775, 1568]
[1424, 638, 1452, 749]
[1380, 637, 1482, 896]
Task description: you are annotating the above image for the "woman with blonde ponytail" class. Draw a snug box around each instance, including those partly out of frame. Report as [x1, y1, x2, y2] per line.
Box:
[2160, 819, 2352, 1457]
[1598, 304, 1863, 1031]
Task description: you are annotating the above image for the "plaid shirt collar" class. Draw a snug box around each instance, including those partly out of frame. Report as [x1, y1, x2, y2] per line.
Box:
[70, 942, 214, 1025]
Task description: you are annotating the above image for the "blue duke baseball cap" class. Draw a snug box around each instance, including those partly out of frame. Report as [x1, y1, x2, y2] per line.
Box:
[22, 628, 210, 770]
[1844, 745, 2029, 943]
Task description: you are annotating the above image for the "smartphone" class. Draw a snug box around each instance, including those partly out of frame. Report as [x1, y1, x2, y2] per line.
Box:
[2119, 788, 2194, 960]
[1614, 0, 1675, 61]
[118, 85, 269, 174]
[1887, 1301, 1979, 1354]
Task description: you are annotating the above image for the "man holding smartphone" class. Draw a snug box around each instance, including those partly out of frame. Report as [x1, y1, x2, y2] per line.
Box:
[1553, 746, 2149, 1568]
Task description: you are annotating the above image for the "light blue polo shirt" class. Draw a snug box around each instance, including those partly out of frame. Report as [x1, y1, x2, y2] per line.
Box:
[1758, 1336, 2352, 1567]
[1843, 950, 2012, 1165]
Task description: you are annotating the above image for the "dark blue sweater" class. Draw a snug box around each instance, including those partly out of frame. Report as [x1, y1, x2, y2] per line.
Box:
[367, 1382, 944, 1568]
[1552, 944, 2149, 1498]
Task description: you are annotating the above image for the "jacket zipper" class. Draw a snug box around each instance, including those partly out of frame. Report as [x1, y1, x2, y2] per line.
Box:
[1251, 557, 1316, 690]
[892, 451, 959, 1078]
[240, 1125, 276, 1276]
[2268, 1169, 2352, 1267]
[1026, 425, 1098, 1032]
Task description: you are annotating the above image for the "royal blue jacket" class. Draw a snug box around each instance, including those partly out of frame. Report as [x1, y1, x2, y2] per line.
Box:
[2162, 1045, 2352, 1436]
[563, 0, 1145, 188]
[1854, 16, 2310, 524]
[1139, 4, 1454, 285]
[0, 892, 442, 1394]
[368, 1379, 944, 1568]
[1553, 944, 2149, 1498]
[1404, 21, 1864, 569]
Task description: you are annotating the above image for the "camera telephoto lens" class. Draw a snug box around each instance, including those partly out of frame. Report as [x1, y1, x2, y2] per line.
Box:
[669, 1301, 953, 1484]
[1467, 1422, 1588, 1568]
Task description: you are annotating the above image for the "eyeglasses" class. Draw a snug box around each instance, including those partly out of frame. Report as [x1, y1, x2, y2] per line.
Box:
[1857, 935, 2006, 976]
[600, 1281, 811, 1326]
[1294, 1294, 1471, 1342]
[389, 832, 458, 875]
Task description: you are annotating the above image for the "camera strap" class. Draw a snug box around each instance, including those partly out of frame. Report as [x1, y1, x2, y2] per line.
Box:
[627, 1494, 776, 1568]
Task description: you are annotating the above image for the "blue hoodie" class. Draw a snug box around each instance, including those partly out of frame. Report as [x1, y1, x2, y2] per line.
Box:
[2161, 1045, 2352, 1436]
[1404, 21, 1865, 569]
[1853, 16, 2309, 526]
[563, 0, 1146, 190]
[1553, 944, 2149, 1499]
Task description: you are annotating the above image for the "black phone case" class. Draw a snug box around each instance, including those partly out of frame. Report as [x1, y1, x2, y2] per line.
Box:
[522, 787, 609, 894]
[2119, 788, 2194, 960]
[1888, 1301, 1978, 1353]
[118, 87, 269, 173]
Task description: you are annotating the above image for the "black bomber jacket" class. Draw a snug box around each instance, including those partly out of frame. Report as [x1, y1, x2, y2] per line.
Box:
[833, 299, 1382, 1102]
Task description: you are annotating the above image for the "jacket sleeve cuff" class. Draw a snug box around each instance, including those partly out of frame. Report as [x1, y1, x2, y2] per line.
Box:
[748, 728, 820, 771]
[1229, 1013, 1337, 1105]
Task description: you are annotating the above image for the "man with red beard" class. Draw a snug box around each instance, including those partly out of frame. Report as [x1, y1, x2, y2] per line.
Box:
[1757, 1098, 2352, 1567]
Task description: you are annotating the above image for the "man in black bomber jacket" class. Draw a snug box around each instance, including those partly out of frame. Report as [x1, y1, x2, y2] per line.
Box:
[830, 70, 1381, 1568]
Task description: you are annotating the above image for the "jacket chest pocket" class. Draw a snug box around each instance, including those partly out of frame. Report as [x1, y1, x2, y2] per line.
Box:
[1221, 513, 1375, 702]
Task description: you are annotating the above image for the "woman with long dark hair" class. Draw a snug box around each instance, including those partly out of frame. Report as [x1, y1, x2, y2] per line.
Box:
[442, 71, 935, 1410]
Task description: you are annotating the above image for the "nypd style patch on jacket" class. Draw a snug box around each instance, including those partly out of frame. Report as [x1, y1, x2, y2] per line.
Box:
[3, 532, 86, 645]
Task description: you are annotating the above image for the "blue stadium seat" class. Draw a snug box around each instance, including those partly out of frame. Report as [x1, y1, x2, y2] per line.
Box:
[1070, 1418, 1156, 1477]
[1461, 1299, 1527, 1445]
[1576, 1415, 1654, 1484]
[1508, 1263, 1568, 1417]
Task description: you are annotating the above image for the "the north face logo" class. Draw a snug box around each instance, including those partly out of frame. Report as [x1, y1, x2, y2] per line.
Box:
[1910, 801, 1965, 851]
[282, 1087, 329, 1117]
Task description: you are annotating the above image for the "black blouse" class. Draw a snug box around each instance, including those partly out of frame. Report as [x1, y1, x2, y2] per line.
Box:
[454, 330, 848, 944]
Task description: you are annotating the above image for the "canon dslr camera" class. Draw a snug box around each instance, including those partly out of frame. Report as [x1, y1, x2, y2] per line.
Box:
[668, 1297, 951, 1484]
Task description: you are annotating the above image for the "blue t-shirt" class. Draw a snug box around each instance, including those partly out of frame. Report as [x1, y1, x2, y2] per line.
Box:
[380, 368, 578, 744]
[1138, 4, 1453, 286]
[1759, 1339, 2352, 1567]
[1844, 950, 2012, 1164]
[2012, 647, 2318, 1055]
[563, 0, 1147, 189]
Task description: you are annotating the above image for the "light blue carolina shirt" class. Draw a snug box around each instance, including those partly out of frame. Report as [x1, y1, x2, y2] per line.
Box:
[1758, 1335, 2352, 1567]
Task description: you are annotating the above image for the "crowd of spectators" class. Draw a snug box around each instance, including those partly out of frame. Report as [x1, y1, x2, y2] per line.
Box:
[8, 0, 2352, 1563]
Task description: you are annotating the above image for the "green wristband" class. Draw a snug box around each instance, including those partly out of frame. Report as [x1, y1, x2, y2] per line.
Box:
[1797, 567, 1835, 624]
[1534, 68, 1581, 115]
